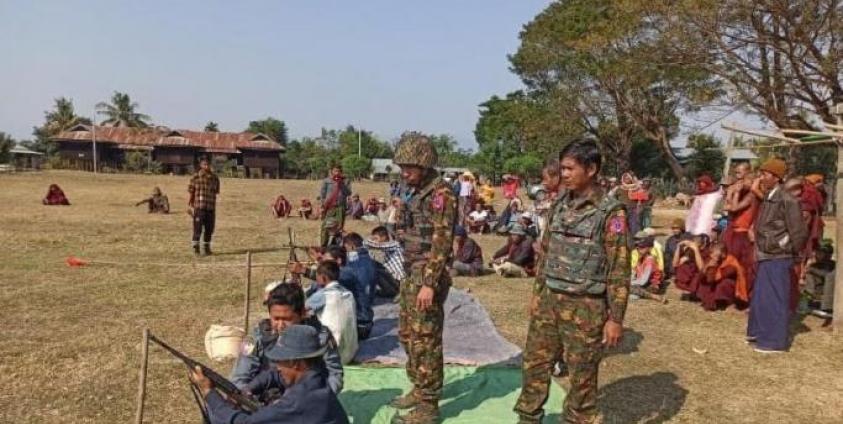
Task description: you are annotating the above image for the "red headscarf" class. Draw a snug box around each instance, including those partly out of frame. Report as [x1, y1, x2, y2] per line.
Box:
[695, 175, 716, 195]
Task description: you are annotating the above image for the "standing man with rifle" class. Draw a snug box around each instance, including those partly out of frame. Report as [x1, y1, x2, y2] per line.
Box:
[515, 139, 630, 423]
[192, 325, 349, 424]
[389, 132, 457, 424]
[189, 157, 221, 256]
[319, 164, 352, 248]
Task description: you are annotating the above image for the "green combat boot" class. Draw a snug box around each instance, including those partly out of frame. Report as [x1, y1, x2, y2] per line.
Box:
[389, 391, 420, 410]
[391, 402, 439, 424]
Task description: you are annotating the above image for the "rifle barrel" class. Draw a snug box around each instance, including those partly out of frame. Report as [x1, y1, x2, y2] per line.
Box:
[148, 334, 261, 412]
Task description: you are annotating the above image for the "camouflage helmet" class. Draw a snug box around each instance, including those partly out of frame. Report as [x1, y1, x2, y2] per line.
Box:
[393, 131, 438, 169]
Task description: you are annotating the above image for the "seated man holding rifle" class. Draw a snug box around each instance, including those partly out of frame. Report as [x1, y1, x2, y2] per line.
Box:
[192, 324, 349, 424]
[229, 283, 343, 395]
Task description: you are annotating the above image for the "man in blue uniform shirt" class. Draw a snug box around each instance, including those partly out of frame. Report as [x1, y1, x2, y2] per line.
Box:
[191, 324, 349, 424]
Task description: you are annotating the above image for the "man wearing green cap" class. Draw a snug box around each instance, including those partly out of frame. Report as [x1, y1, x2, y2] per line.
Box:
[389, 131, 457, 424]
[192, 324, 349, 424]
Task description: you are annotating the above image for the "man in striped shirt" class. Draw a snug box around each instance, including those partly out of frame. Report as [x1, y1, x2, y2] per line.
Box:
[365, 226, 405, 298]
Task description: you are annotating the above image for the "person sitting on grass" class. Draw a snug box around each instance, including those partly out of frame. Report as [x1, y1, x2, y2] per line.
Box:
[365, 196, 380, 216]
[347, 194, 364, 220]
[630, 236, 668, 304]
[135, 186, 170, 214]
[229, 283, 343, 395]
[673, 236, 709, 301]
[696, 243, 747, 311]
[804, 242, 835, 316]
[450, 225, 484, 277]
[363, 226, 404, 298]
[630, 230, 664, 279]
[467, 202, 490, 234]
[298, 199, 314, 219]
[270, 193, 291, 218]
[663, 218, 690, 280]
[42, 183, 70, 205]
[197, 325, 349, 424]
[305, 261, 358, 364]
[518, 213, 539, 239]
[489, 223, 536, 278]
[342, 233, 377, 340]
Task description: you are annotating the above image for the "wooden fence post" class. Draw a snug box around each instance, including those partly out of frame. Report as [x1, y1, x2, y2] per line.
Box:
[244, 252, 252, 332]
[135, 328, 150, 424]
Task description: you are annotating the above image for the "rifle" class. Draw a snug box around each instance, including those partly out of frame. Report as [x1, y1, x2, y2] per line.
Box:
[148, 334, 261, 413]
[282, 227, 302, 284]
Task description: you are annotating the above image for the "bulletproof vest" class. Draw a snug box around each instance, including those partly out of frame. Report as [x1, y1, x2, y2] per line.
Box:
[543, 192, 623, 295]
[400, 178, 441, 266]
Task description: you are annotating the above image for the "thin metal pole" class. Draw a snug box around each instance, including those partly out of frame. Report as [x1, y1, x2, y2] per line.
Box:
[92, 123, 98, 173]
[833, 104, 843, 333]
[244, 252, 252, 331]
[134, 328, 150, 424]
[357, 129, 362, 158]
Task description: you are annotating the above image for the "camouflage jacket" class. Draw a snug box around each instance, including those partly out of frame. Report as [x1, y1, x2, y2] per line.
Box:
[534, 187, 630, 323]
[397, 175, 458, 289]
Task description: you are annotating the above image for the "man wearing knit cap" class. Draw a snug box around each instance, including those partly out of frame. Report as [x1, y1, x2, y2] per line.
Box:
[747, 158, 807, 353]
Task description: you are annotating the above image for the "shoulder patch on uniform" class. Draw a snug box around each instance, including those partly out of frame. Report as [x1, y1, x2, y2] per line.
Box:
[609, 215, 626, 234]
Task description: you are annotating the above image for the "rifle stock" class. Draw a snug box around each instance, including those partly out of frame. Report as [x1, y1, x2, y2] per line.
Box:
[148, 334, 261, 413]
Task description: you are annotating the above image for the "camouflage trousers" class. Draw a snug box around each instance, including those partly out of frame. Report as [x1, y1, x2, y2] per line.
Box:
[320, 206, 345, 247]
[515, 286, 607, 424]
[398, 273, 451, 403]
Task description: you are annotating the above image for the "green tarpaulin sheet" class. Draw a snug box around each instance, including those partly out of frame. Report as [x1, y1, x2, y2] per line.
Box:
[338, 366, 566, 423]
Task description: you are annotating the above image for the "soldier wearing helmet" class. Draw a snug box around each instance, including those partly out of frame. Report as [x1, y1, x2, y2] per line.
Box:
[388, 131, 457, 424]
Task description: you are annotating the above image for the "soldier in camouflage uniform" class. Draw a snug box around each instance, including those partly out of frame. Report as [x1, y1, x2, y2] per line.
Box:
[515, 139, 630, 424]
[389, 132, 457, 424]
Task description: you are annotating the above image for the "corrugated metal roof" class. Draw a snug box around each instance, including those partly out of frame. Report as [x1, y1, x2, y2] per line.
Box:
[52, 125, 284, 153]
[10, 145, 44, 155]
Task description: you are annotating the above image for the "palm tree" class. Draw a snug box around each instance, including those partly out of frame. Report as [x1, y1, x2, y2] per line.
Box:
[204, 121, 220, 132]
[44, 97, 90, 134]
[96, 92, 152, 128]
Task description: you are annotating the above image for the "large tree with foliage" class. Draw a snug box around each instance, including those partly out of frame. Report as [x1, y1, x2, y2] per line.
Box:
[509, 0, 719, 180]
[664, 0, 842, 169]
[335, 125, 392, 159]
[247, 117, 288, 145]
[684, 134, 726, 180]
[429, 134, 473, 167]
[0, 132, 14, 163]
[204, 121, 219, 132]
[30, 97, 92, 155]
[96, 92, 151, 128]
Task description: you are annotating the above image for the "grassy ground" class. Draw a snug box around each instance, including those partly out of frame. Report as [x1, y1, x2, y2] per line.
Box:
[0, 170, 841, 423]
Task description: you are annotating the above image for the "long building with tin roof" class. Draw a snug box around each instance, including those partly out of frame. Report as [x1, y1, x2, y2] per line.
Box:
[52, 124, 284, 177]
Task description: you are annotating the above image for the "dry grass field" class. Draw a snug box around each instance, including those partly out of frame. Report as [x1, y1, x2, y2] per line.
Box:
[1, 170, 842, 423]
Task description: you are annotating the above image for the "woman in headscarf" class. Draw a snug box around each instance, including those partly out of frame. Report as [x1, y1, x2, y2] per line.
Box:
[43, 184, 70, 206]
[616, 172, 644, 236]
[685, 175, 722, 236]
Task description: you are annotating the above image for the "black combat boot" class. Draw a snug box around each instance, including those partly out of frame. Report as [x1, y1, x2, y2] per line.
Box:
[202, 243, 212, 256]
[192, 243, 200, 256]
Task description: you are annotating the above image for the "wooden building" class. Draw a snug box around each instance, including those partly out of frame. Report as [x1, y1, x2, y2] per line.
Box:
[52, 125, 284, 177]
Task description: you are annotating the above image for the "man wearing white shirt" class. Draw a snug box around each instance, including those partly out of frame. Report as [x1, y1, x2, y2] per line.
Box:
[467, 203, 489, 234]
[306, 261, 359, 364]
